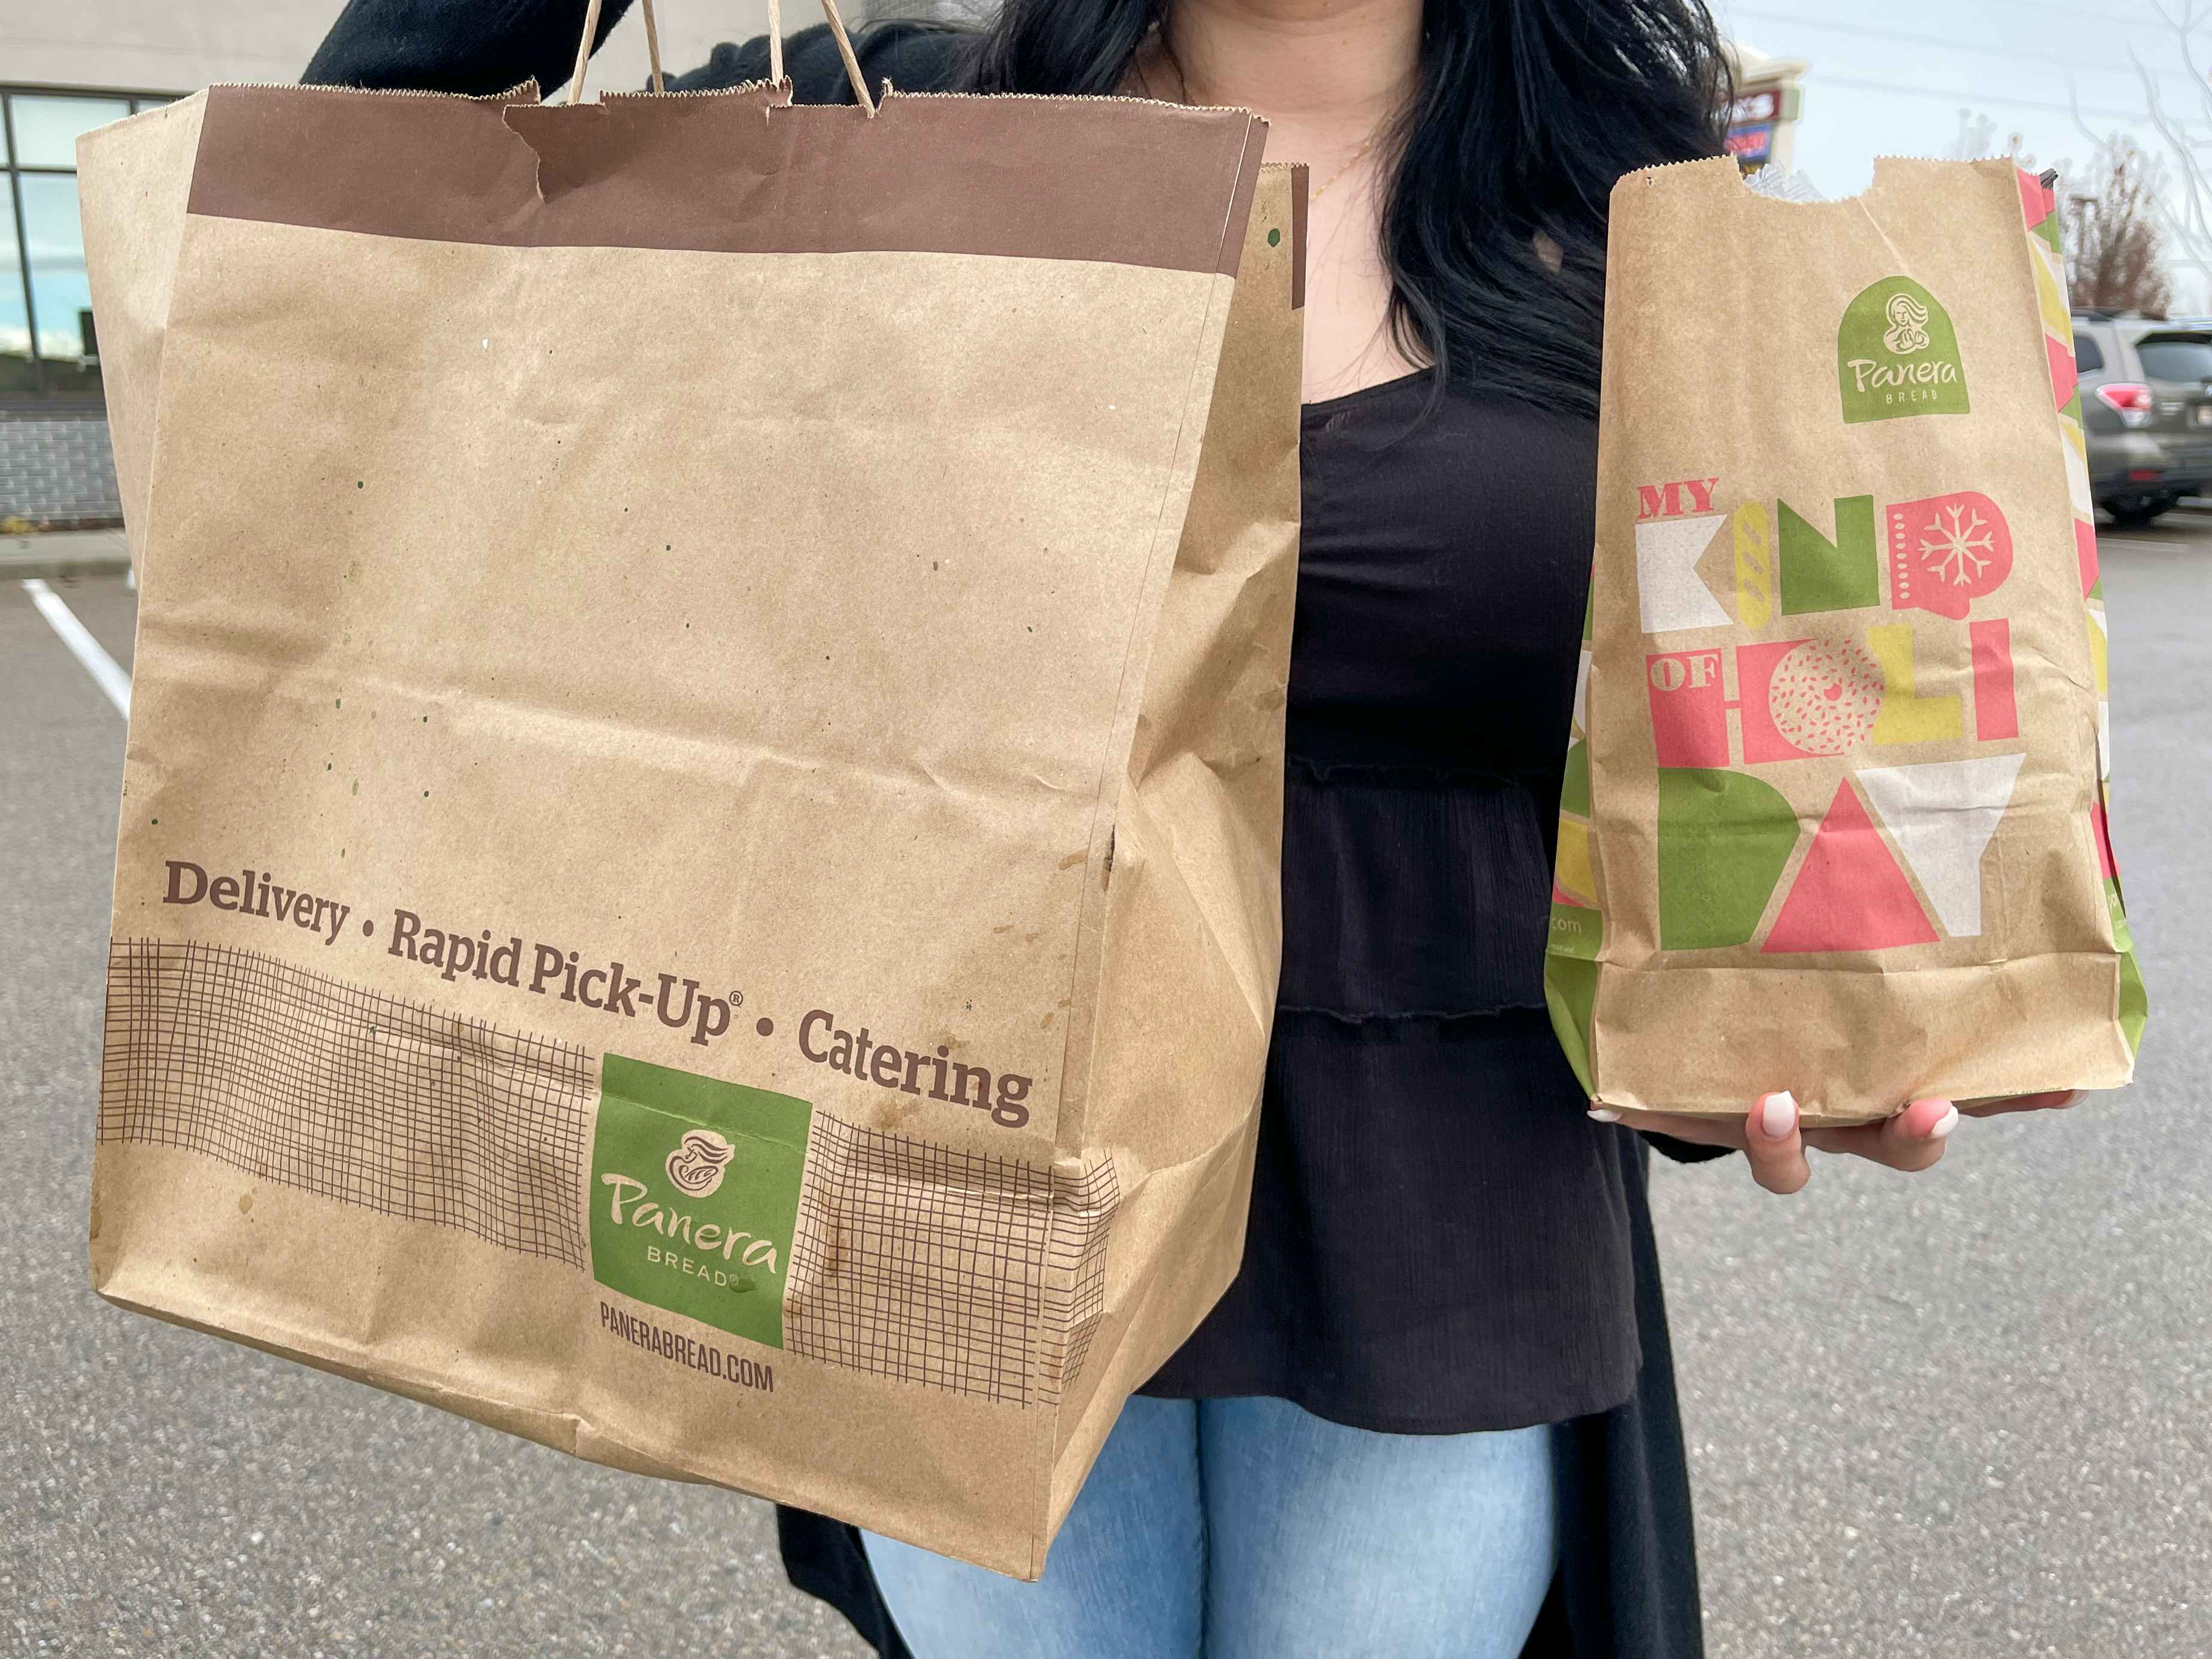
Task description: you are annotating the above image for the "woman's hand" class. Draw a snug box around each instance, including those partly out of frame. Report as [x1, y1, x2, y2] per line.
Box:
[1589, 1090, 2080, 1194]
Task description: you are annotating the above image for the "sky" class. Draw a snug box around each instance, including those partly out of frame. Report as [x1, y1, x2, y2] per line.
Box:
[1708, 0, 2212, 304]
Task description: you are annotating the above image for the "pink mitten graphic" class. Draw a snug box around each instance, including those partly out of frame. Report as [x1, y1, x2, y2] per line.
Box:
[1887, 492, 2013, 619]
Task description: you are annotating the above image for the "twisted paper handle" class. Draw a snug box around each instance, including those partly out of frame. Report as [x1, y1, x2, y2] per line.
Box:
[568, 0, 661, 101]
[568, 0, 875, 115]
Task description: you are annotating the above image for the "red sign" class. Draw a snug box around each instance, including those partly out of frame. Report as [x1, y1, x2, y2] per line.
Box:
[1725, 123, 1774, 163]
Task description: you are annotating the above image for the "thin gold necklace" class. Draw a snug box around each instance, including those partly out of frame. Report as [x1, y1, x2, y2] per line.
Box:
[1309, 132, 1380, 202]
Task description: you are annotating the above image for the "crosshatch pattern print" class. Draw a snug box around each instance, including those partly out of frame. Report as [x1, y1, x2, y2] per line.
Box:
[100, 938, 595, 1266]
[101, 939, 1121, 1402]
[785, 1118, 1122, 1407]
[1043, 1157, 1119, 1399]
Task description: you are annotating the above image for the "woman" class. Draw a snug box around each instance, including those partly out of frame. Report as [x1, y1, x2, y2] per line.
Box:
[307, 4, 2074, 1654]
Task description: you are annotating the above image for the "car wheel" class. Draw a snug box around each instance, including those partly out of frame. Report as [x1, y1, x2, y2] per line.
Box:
[2104, 493, 2175, 529]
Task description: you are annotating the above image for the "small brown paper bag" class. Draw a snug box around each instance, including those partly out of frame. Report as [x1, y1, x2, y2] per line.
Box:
[1548, 158, 2146, 1126]
[80, 69, 1304, 1576]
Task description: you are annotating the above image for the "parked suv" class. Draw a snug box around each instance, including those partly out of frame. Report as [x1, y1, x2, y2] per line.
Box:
[2072, 311, 2212, 527]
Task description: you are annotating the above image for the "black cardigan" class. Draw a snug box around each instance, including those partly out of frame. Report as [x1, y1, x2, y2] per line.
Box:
[302, 7, 1713, 1655]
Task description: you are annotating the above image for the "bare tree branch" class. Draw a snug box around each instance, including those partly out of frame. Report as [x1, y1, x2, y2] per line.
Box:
[2084, 0, 2212, 298]
[2066, 138, 2174, 316]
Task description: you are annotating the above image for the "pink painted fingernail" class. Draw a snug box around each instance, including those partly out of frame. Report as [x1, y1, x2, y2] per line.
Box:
[1758, 1091, 1797, 1141]
[1588, 1108, 1622, 1123]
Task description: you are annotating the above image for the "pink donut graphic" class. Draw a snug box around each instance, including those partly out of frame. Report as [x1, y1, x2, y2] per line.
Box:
[1767, 639, 1885, 756]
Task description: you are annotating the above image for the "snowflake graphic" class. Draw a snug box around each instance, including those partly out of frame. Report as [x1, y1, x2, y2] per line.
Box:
[1919, 502, 1996, 587]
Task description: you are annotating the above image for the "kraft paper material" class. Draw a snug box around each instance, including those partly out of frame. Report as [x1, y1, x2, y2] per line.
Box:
[80, 81, 1304, 1578]
[1548, 157, 2146, 1126]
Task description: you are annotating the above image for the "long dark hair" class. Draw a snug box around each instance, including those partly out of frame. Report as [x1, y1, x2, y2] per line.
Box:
[960, 0, 1730, 418]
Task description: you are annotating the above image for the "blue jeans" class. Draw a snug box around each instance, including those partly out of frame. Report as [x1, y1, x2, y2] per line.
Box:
[863, 1395, 1558, 1659]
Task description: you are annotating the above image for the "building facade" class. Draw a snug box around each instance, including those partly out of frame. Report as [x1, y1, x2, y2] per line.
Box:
[1, 0, 764, 528]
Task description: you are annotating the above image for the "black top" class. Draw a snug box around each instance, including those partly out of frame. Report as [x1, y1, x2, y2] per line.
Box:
[1140, 372, 1639, 1429]
[306, 9, 1721, 1654]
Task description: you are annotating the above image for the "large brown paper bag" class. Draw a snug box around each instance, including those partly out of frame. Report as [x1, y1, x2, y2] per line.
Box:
[1547, 158, 2146, 1126]
[78, 63, 1304, 1575]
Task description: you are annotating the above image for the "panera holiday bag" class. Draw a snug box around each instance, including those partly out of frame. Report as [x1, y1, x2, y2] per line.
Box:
[77, 52, 1305, 1576]
[1547, 157, 2146, 1126]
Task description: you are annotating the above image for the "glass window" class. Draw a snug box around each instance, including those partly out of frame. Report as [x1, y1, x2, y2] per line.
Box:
[131, 97, 177, 114]
[17, 172, 100, 394]
[20, 173, 89, 356]
[3, 87, 180, 395]
[0, 193, 31, 395]
[2073, 333, 2105, 374]
[2135, 336, 2212, 383]
[7, 94, 132, 168]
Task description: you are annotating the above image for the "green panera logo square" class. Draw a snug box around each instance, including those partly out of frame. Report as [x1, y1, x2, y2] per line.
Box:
[587, 1054, 813, 1351]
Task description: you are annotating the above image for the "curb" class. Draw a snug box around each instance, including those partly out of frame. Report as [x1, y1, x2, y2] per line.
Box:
[2, 537, 131, 584]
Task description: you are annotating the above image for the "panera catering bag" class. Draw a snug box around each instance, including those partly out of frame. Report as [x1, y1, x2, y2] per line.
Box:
[78, 77, 1304, 1575]
[1548, 158, 2147, 1126]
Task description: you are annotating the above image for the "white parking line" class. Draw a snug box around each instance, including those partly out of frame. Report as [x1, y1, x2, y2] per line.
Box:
[21, 578, 131, 717]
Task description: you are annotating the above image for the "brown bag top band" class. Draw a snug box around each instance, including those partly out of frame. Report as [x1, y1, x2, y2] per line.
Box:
[184, 84, 1267, 279]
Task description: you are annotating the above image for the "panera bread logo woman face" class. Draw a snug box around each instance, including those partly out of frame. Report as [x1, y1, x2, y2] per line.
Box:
[1838, 276, 1969, 423]
[666, 1128, 735, 1197]
[1882, 291, 1932, 354]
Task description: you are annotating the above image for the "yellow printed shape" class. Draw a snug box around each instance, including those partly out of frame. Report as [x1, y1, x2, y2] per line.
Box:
[1733, 501, 1774, 630]
[2087, 605, 2109, 697]
[1867, 622, 1962, 745]
[1555, 815, 1597, 906]
[2031, 238, 2071, 336]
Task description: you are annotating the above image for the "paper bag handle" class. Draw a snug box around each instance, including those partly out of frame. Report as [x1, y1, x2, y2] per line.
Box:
[568, 0, 663, 101]
[766, 0, 875, 113]
[566, 0, 876, 116]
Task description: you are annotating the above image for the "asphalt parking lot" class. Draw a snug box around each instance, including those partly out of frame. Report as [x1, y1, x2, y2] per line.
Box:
[5, 516, 2208, 1658]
